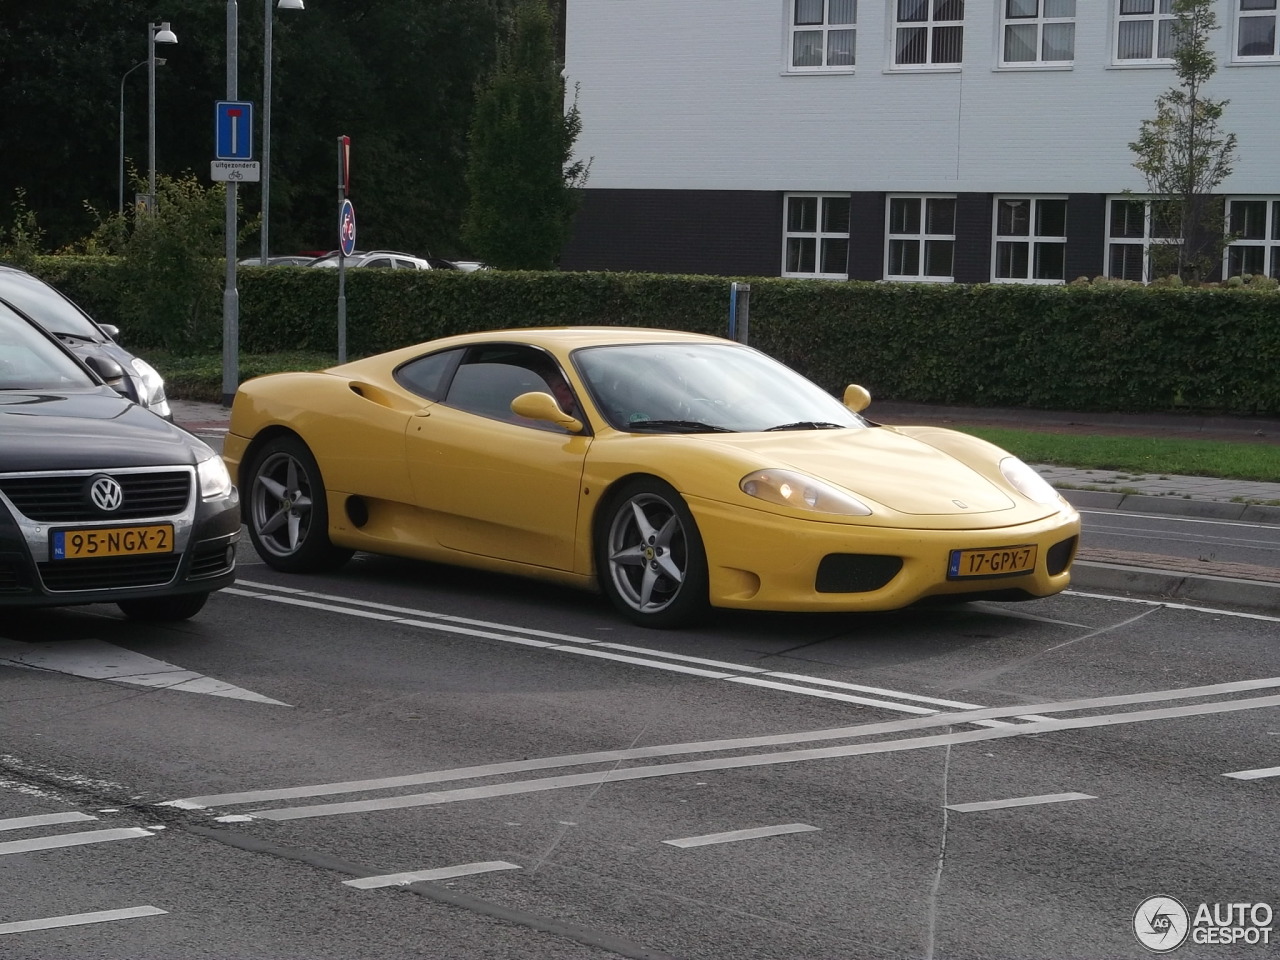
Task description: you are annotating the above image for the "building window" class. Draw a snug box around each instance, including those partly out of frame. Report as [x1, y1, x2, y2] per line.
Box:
[1106, 197, 1180, 282]
[1235, 0, 1279, 59]
[790, 0, 857, 69]
[1001, 0, 1075, 65]
[886, 196, 955, 281]
[993, 197, 1067, 282]
[783, 194, 851, 278]
[894, 0, 964, 66]
[1116, 0, 1176, 62]
[1225, 198, 1280, 278]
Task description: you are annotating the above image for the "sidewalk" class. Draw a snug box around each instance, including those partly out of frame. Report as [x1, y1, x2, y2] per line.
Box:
[177, 399, 1280, 615]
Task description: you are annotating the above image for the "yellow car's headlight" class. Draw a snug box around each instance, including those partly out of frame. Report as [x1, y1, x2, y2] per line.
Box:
[1000, 456, 1060, 504]
[740, 469, 872, 516]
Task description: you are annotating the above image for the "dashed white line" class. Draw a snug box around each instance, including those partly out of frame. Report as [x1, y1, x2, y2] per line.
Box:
[343, 861, 520, 888]
[0, 906, 166, 936]
[1223, 766, 1280, 780]
[0, 812, 96, 832]
[662, 823, 819, 848]
[946, 792, 1096, 813]
[0, 827, 155, 856]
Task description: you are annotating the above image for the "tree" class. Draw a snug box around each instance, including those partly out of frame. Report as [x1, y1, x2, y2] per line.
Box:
[461, 0, 589, 269]
[1128, 0, 1238, 284]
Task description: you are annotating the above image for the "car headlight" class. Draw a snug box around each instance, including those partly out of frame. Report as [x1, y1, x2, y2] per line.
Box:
[197, 454, 234, 501]
[1000, 456, 1061, 504]
[740, 469, 872, 516]
[130, 357, 171, 418]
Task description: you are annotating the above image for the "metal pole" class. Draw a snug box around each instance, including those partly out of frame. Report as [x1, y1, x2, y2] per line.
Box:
[147, 25, 157, 210]
[734, 283, 751, 344]
[222, 1, 240, 407]
[260, 0, 272, 265]
[337, 137, 347, 364]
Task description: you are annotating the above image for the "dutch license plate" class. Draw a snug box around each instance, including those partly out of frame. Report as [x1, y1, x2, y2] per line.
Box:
[51, 524, 175, 560]
[948, 544, 1038, 579]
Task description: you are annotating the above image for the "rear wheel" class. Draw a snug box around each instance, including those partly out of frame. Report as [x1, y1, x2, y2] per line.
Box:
[117, 592, 208, 622]
[596, 478, 709, 629]
[246, 435, 353, 573]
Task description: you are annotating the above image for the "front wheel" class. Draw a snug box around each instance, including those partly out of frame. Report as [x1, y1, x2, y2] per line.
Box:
[117, 592, 208, 622]
[596, 478, 709, 629]
[246, 435, 353, 573]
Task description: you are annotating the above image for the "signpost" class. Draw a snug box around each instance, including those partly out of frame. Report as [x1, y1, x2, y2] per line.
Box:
[336, 136, 352, 364]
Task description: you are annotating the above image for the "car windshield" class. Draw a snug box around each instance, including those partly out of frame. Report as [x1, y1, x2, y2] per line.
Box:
[573, 341, 869, 433]
[0, 303, 98, 390]
[0, 269, 104, 340]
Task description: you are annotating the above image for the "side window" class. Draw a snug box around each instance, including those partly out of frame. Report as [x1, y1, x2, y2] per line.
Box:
[395, 349, 462, 401]
[443, 345, 578, 431]
[364, 257, 394, 269]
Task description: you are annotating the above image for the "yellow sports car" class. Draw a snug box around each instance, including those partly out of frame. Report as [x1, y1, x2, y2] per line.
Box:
[223, 328, 1080, 628]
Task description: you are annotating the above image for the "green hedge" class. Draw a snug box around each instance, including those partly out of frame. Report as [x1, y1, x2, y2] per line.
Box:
[30, 256, 1280, 414]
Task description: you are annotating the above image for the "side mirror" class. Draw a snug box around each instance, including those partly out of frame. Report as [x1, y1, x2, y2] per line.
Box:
[98, 324, 121, 341]
[84, 355, 128, 394]
[511, 391, 584, 433]
[842, 384, 871, 412]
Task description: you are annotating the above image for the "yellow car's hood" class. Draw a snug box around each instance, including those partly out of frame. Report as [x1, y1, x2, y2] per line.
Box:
[691, 425, 1018, 516]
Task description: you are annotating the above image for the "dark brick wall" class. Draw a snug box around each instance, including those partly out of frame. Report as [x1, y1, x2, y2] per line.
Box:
[1066, 193, 1107, 281]
[954, 194, 994, 284]
[847, 193, 885, 281]
[561, 189, 783, 276]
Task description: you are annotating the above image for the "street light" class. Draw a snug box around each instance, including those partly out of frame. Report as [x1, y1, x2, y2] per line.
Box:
[147, 21, 178, 213]
[118, 57, 164, 213]
[261, 0, 305, 264]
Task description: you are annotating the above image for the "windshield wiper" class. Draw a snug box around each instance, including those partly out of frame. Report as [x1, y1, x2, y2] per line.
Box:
[54, 331, 99, 343]
[764, 421, 847, 431]
[626, 419, 736, 434]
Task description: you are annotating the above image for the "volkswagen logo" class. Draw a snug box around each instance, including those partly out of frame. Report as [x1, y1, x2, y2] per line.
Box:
[88, 475, 124, 513]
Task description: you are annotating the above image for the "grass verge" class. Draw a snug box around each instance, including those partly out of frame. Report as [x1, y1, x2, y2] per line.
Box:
[153, 352, 1280, 483]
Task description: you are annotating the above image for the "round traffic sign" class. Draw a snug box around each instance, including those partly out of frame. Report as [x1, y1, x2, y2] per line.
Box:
[339, 199, 357, 257]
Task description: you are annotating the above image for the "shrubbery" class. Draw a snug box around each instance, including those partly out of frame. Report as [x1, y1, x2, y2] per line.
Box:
[28, 255, 1280, 415]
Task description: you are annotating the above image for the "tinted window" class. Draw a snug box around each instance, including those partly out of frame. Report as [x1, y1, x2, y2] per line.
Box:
[0, 304, 96, 389]
[395, 349, 462, 401]
[444, 344, 577, 430]
[0, 269, 103, 340]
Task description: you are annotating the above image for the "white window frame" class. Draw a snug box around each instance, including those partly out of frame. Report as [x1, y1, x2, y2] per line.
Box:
[1224, 197, 1280, 279]
[999, 0, 1076, 67]
[885, 195, 956, 283]
[1114, 0, 1177, 64]
[891, 0, 965, 69]
[786, 0, 858, 72]
[782, 193, 852, 279]
[991, 196, 1068, 284]
[1233, 0, 1279, 61]
[1105, 196, 1182, 283]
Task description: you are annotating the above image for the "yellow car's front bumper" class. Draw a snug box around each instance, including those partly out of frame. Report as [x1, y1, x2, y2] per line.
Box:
[690, 497, 1080, 612]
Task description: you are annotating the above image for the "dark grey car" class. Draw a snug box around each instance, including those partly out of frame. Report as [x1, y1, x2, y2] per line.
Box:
[0, 263, 171, 420]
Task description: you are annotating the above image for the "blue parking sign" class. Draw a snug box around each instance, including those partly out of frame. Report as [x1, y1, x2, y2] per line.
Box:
[215, 101, 254, 160]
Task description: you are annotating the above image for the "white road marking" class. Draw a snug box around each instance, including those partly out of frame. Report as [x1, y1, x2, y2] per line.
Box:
[662, 823, 819, 848]
[1223, 766, 1280, 780]
[0, 906, 167, 936]
[0, 812, 96, 832]
[225, 580, 1034, 724]
[1066, 591, 1280, 623]
[946, 792, 1096, 813]
[0, 638, 289, 706]
[343, 861, 520, 888]
[0, 827, 155, 856]
[248, 693, 1280, 822]
[163, 675, 1280, 812]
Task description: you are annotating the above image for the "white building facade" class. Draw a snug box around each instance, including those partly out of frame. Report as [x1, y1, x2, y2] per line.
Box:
[560, 1, 1279, 283]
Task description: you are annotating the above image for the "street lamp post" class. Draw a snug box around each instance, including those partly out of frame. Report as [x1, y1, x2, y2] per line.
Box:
[146, 21, 178, 213]
[261, 0, 305, 265]
[118, 59, 153, 213]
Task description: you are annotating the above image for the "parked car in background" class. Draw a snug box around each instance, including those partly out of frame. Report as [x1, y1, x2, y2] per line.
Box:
[0, 263, 172, 420]
[306, 250, 436, 270]
[238, 255, 314, 267]
[450, 260, 490, 272]
[0, 300, 240, 620]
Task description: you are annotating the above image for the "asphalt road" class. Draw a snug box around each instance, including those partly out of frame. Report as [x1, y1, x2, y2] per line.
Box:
[2, 546, 1278, 960]
[1080, 508, 1280, 569]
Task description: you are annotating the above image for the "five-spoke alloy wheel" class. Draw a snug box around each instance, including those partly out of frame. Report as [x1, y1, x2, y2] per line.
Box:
[246, 435, 353, 573]
[596, 478, 708, 628]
